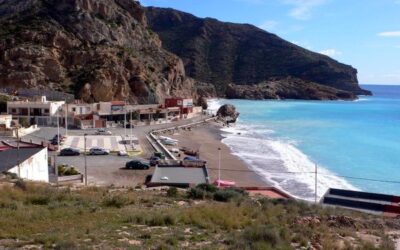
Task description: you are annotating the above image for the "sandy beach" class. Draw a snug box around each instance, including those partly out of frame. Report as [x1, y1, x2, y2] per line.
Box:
[164, 121, 268, 187]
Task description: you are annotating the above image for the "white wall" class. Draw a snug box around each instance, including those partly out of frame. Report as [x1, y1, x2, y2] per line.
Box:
[8, 148, 49, 182]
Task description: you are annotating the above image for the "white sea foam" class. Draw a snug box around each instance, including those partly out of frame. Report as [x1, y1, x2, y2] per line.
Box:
[221, 126, 358, 201]
[206, 98, 224, 115]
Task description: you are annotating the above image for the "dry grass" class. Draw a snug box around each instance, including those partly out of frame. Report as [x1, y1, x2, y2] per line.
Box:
[0, 181, 398, 249]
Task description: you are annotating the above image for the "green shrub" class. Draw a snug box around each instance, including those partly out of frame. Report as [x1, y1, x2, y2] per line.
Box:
[15, 179, 26, 190]
[102, 195, 127, 208]
[213, 188, 247, 202]
[166, 187, 178, 197]
[233, 225, 288, 249]
[196, 183, 218, 193]
[58, 165, 79, 176]
[27, 195, 50, 205]
[147, 213, 176, 226]
[187, 187, 206, 200]
[4, 171, 18, 180]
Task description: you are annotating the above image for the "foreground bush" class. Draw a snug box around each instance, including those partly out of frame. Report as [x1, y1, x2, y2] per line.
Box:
[213, 188, 247, 202]
[0, 182, 396, 249]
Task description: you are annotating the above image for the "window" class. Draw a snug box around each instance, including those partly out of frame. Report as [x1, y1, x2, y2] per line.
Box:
[44, 109, 49, 113]
[72, 107, 76, 112]
[11, 108, 16, 113]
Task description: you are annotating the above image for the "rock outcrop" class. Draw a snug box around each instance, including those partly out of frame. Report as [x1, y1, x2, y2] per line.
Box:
[225, 77, 357, 100]
[217, 104, 239, 123]
[0, 0, 200, 103]
[145, 7, 372, 100]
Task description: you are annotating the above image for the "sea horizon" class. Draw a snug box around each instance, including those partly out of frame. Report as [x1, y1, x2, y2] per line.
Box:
[208, 84, 400, 201]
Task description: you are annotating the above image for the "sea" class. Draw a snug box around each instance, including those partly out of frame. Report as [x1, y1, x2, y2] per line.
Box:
[208, 85, 400, 201]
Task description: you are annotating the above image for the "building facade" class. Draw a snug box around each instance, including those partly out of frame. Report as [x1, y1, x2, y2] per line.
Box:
[7, 96, 64, 126]
[0, 147, 49, 182]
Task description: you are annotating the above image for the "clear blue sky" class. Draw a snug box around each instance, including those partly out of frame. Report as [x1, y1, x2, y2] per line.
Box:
[141, 0, 400, 85]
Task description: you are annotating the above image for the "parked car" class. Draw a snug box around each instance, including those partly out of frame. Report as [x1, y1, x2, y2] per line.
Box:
[125, 160, 150, 170]
[60, 148, 80, 156]
[50, 139, 59, 145]
[125, 124, 134, 128]
[183, 156, 207, 164]
[154, 152, 166, 159]
[149, 156, 161, 166]
[89, 147, 110, 155]
[95, 128, 112, 135]
[161, 139, 178, 146]
[170, 148, 180, 154]
[52, 134, 66, 141]
[118, 150, 128, 156]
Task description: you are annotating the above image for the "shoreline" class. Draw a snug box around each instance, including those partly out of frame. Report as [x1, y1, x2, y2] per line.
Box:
[168, 120, 270, 188]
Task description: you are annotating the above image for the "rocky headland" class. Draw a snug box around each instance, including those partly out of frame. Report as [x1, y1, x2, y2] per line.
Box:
[146, 7, 372, 100]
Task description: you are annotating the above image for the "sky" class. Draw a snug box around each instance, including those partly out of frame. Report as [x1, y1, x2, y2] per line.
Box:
[141, 0, 400, 85]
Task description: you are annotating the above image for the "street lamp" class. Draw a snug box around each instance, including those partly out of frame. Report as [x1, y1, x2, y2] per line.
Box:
[57, 107, 60, 152]
[218, 147, 221, 187]
[84, 133, 87, 186]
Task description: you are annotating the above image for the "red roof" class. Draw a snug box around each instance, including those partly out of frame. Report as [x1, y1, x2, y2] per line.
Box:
[111, 101, 125, 106]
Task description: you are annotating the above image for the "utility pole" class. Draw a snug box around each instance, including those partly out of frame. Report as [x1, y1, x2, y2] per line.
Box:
[218, 147, 221, 187]
[16, 127, 20, 178]
[84, 133, 87, 186]
[57, 108, 60, 151]
[54, 155, 58, 187]
[130, 110, 133, 148]
[315, 163, 318, 204]
[124, 99, 127, 139]
[65, 102, 68, 136]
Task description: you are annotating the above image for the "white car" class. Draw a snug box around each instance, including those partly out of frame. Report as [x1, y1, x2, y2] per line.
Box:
[89, 147, 110, 155]
[159, 136, 178, 143]
[162, 139, 178, 146]
[118, 150, 128, 156]
[95, 128, 112, 135]
[170, 148, 180, 154]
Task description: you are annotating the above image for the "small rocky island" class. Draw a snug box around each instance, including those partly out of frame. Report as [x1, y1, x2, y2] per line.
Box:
[217, 104, 240, 124]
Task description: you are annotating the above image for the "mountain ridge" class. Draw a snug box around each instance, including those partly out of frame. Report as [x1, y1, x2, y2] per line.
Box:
[145, 6, 372, 100]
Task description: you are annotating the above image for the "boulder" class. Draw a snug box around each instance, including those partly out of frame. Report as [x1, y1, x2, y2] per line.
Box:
[217, 104, 239, 123]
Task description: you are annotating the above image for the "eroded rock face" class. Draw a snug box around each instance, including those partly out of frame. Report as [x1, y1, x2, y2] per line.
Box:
[0, 0, 197, 103]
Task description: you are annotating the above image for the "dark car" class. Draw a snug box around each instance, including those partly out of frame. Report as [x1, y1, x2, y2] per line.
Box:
[149, 156, 161, 166]
[60, 148, 80, 156]
[52, 134, 66, 141]
[153, 152, 166, 160]
[125, 124, 134, 128]
[125, 160, 150, 170]
[50, 138, 59, 145]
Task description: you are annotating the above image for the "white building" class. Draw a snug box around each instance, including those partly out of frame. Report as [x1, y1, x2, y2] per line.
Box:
[7, 96, 65, 126]
[63, 102, 98, 116]
[0, 114, 12, 128]
[0, 147, 49, 182]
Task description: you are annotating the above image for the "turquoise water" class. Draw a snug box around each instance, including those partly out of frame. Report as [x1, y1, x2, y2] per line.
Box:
[210, 85, 400, 200]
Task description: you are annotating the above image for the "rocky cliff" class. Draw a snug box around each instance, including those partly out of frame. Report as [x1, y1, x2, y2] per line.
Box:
[145, 7, 372, 100]
[0, 0, 200, 103]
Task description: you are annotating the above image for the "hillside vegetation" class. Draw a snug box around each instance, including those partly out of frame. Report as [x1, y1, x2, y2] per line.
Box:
[0, 180, 398, 249]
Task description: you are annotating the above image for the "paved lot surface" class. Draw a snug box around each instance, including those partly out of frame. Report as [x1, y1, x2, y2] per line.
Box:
[63, 135, 126, 152]
[56, 154, 151, 187]
[19, 115, 210, 187]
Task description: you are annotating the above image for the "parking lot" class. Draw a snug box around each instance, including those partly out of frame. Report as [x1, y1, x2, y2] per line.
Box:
[56, 154, 151, 187]
[18, 116, 209, 187]
[21, 126, 153, 187]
